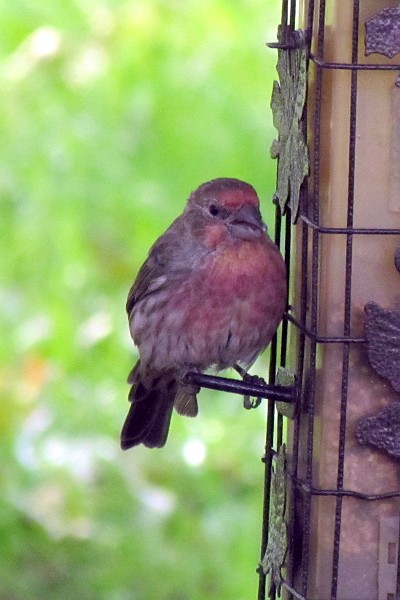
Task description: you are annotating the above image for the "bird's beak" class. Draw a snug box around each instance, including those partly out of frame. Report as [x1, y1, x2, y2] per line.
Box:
[228, 204, 266, 240]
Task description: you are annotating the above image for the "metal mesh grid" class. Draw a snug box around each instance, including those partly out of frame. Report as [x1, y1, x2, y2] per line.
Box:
[260, 1, 400, 599]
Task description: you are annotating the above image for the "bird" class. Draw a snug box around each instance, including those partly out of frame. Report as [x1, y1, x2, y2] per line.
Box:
[121, 178, 287, 449]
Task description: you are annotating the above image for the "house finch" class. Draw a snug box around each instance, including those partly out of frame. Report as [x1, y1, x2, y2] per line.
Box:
[121, 178, 286, 449]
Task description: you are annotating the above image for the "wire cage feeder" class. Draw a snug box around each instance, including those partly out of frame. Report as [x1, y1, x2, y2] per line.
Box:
[255, 1, 400, 599]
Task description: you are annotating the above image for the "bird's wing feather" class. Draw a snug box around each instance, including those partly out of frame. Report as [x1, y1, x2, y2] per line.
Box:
[126, 215, 208, 316]
[126, 255, 168, 315]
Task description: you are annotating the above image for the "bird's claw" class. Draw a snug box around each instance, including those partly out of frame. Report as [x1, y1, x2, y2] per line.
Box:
[243, 395, 262, 410]
[235, 365, 265, 410]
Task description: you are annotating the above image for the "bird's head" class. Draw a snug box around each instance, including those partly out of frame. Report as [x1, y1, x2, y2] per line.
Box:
[185, 178, 267, 244]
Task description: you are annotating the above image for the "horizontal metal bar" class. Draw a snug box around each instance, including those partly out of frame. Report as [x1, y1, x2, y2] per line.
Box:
[267, 41, 300, 50]
[285, 313, 365, 344]
[291, 476, 400, 501]
[183, 372, 296, 403]
[299, 214, 400, 235]
[311, 54, 400, 71]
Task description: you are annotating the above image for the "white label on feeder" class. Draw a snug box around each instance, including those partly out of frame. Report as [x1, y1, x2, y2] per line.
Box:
[378, 516, 399, 600]
[390, 87, 400, 212]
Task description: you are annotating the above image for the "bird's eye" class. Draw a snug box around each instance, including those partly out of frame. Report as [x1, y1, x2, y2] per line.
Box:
[209, 204, 220, 216]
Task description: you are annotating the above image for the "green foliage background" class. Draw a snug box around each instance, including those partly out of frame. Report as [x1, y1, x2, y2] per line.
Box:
[1, 1, 280, 598]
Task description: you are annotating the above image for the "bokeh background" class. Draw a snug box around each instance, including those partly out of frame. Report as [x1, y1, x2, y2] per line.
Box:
[1, 1, 281, 598]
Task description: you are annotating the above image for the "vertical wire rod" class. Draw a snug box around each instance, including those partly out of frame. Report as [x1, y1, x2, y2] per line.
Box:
[330, 2, 360, 598]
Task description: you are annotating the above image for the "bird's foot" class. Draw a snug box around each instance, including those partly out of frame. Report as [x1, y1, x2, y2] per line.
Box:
[234, 364, 264, 410]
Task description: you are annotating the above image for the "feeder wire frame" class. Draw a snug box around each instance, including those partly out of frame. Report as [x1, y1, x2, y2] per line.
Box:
[260, 1, 400, 599]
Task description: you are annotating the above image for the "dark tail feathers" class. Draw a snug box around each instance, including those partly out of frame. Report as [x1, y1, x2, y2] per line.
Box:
[120, 368, 177, 449]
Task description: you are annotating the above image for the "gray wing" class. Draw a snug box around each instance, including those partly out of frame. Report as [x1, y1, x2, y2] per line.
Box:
[126, 214, 207, 317]
[126, 251, 168, 316]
